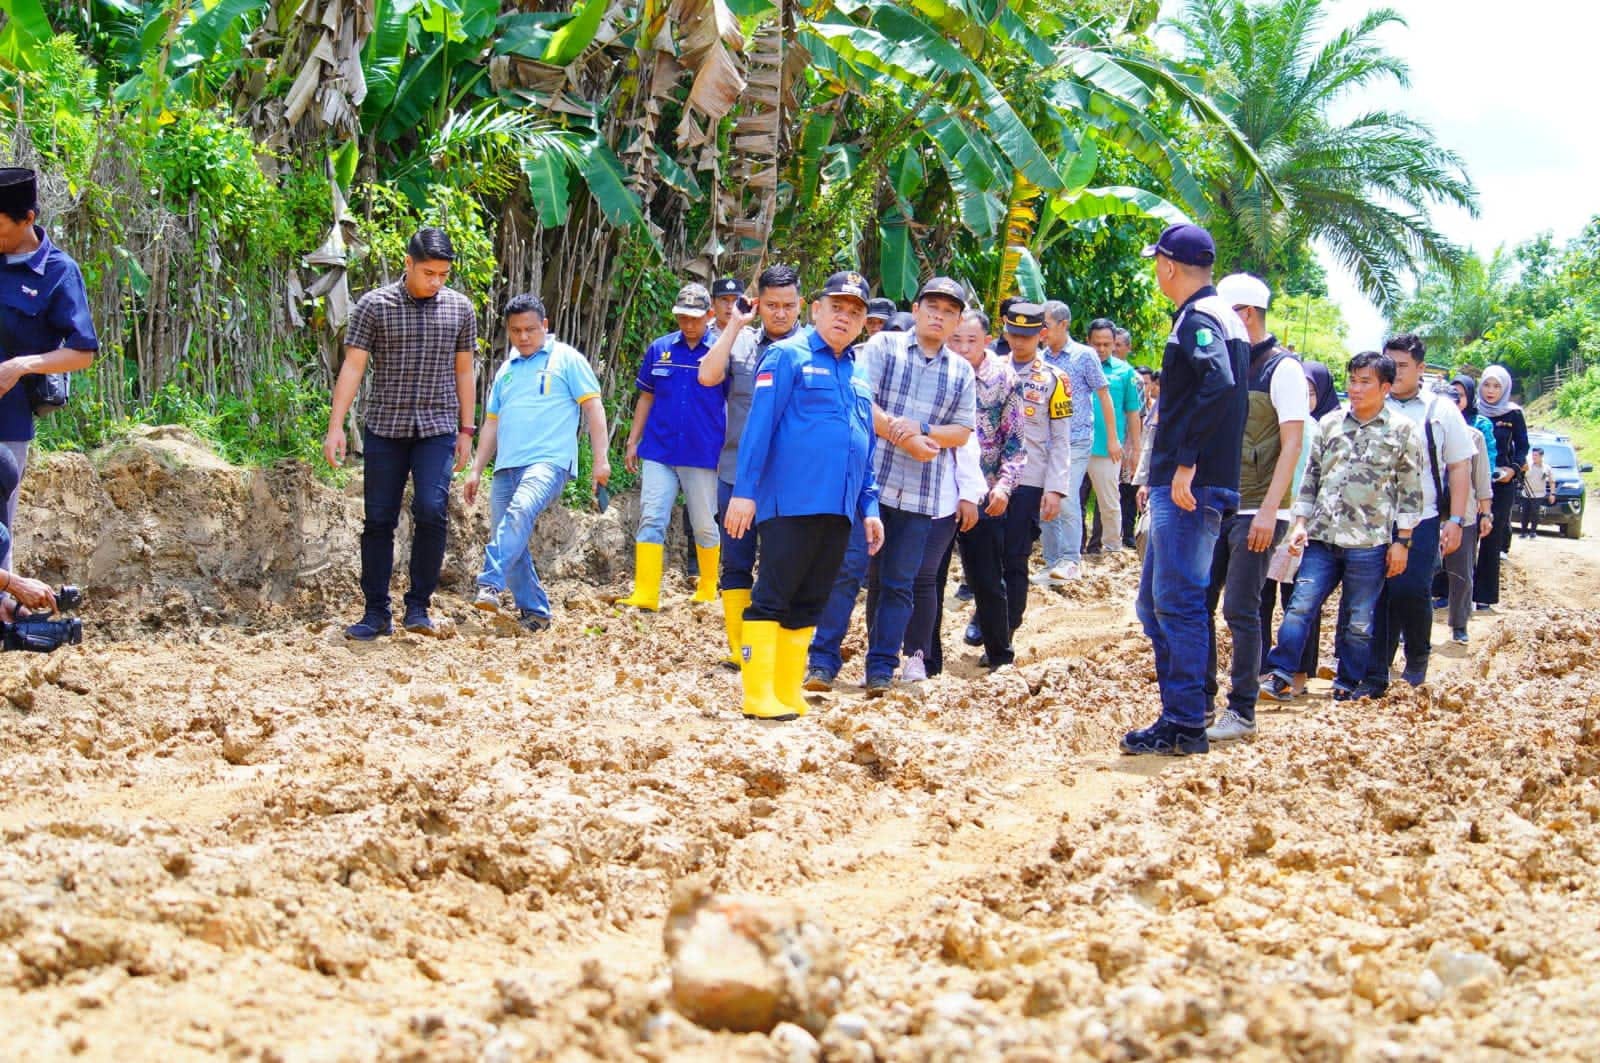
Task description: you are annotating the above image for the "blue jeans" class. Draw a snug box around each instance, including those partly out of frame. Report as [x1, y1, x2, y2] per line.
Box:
[360, 430, 454, 616]
[638, 460, 719, 548]
[1266, 541, 1387, 695]
[717, 478, 759, 591]
[478, 462, 570, 618]
[1041, 441, 1093, 567]
[1135, 485, 1237, 729]
[809, 505, 933, 682]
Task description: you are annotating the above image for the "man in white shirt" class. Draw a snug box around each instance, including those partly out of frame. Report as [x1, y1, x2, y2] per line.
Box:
[1363, 333, 1473, 691]
[1204, 274, 1307, 742]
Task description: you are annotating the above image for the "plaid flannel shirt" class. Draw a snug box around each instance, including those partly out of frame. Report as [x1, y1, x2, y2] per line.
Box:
[346, 281, 478, 438]
[858, 331, 977, 516]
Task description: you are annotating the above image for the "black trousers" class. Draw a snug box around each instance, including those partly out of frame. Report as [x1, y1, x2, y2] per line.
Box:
[929, 534, 957, 676]
[1120, 482, 1140, 546]
[957, 514, 1014, 667]
[1474, 481, 1516, 605]
[1002, 485, 1045, 634]
[1080, 475, 1099, 552]
[1519, 496, 1543, 535]
[747, 514, 852, 629]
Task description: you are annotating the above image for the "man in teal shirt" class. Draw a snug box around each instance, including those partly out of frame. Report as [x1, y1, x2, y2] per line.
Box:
[1083, 318, 1142, 553]
[466, 294, 610, 630]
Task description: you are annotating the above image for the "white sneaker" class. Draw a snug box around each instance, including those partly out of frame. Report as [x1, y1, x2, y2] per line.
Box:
[901, 651, 928, 683]
[1046, 561, 1081, 584]
[1206, 708, 1256, 743]
[1028, 569, 1055, 585]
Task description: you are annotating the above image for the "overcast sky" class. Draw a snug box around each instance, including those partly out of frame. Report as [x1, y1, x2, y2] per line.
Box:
[1317, 0, 1600, 347]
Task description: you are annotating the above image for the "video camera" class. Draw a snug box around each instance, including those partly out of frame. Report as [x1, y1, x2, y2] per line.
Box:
[3, 585, 84, 653]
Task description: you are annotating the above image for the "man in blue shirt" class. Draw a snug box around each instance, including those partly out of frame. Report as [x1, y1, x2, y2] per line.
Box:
[618, 283, 726, 610]
[465, 295, 610, 631]
[0, 168, 97, 586]
[1037, 300, 1111, 584]
[725, 271, 884, 720]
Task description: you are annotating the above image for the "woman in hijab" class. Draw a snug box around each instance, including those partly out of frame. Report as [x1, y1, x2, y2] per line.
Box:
[1472, 365, 1528, 609]
[1258, 361, 1341, 695]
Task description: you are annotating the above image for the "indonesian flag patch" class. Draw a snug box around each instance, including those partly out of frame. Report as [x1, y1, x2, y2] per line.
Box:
[755, 372, 774, 388]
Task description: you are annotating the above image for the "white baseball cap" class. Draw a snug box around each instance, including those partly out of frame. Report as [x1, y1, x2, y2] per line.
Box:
[1216, 273, 1271, 310]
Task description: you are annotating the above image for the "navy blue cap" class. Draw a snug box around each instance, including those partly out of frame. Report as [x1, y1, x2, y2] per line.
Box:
[814, 270, 871, 305]
[866, 298, 896, 320]
[711, 277, 742, 298]
[1141, 223, 1216, 267]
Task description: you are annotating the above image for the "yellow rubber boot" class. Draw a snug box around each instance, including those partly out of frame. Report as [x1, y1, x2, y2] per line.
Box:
[721, 588, 751, 666]
[616, 541, 663, 611]
[691, 545, 720, 602]
[740, 620, 796, 720]
[774, 626, 815, 718]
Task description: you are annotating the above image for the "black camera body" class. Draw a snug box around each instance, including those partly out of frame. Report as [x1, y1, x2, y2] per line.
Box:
[2, 584, 83, 653]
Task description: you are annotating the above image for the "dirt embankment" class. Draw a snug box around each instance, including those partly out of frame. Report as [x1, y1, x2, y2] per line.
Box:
[0, 431, 1597, 1061]
[16, 426, 636, 627]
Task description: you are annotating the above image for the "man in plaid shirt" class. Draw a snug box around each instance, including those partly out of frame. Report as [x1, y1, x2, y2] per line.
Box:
[805, 276, 976, 696]
[324, 227, 479, 640]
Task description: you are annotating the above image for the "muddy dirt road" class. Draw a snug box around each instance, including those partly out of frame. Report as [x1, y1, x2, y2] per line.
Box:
[2, 444, 1598, 1060]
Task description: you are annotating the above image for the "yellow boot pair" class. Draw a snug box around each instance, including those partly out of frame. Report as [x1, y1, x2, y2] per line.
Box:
[721, 588, 751, 666]
[740, 621, 813, 721]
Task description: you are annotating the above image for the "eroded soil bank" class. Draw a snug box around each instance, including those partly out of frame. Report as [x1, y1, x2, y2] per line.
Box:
[2, 431, 1597, 1060]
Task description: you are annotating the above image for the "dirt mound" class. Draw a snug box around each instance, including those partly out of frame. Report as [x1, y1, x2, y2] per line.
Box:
[17, 426, 634, 627]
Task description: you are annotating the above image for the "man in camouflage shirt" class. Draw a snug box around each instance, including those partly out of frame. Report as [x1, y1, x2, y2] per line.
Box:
[1261, 350, 1424, 702]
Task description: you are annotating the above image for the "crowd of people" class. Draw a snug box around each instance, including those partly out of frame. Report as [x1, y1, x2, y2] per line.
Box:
[312, 221, 1566, 755]
[0, 160, 1563, 754]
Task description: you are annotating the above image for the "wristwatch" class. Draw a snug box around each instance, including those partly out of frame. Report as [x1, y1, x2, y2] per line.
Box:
[1447, 514, 1466, 526]
[919, 420, 931, 436]
[459, 425, 477, 436]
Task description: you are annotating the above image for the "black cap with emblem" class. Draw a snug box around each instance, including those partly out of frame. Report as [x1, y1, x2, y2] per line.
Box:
[915, 276, 968, 309]
[0, 168, 38, 219]
[866, 298, 896, 321]
[711, 277, 742, 299]
[1002, 301, 1045, 335]
[814, 270, 871, 305]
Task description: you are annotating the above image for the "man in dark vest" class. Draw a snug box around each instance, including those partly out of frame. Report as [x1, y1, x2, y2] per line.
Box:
[1203, 273, 1307, 743]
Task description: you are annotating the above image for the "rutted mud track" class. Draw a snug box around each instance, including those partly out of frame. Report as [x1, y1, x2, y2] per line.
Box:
[2, 434, 1598, 1060]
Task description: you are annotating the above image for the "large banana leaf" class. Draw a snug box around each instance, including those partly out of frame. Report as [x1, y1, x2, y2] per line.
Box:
[1047, 185, 1189, 227]
[573, 132, 644, 228]
[523, 149, 572, 228]
[920, 106, 1006, 238]
[170, 0, 268, 70]
[544, 0, 610, 66]
[0, 0, 52, 70]
[362, 0, 412, 119]
[1051, 81, 1207, 216]
[878, 202, 920, 302]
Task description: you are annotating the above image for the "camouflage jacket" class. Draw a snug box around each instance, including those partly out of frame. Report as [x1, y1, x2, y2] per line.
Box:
[1294, 405, 1425, 549]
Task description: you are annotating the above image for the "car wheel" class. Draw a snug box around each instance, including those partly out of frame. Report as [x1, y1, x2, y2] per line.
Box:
[1563, 518, 1582, 540]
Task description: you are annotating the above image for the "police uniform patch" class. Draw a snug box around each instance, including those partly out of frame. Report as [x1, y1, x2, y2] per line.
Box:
[1194, 327, 1213, 347]
[1049, 378, 1071, 419]
[1024, 406, 1036, 417]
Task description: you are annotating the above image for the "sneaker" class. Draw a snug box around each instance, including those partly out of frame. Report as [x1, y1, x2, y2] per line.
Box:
[402, 609, 436, 637]
[955, 583, 974, 602]
[1046, 561, 1081, 585]
[802, 668, 834, 693]
[1451, 628, 1469, 645]
[900, 651, 927, 683]
[1120, 718, 1208, 756]
[344, 613, 392, 641]
[1432, 597, 1448, 611]
[963, 621, 983, 647]
[1400, 667, 1427, 687]
[1028, 569, 1053, 585]
[1207, 709, 1256, 743]
[864, 674, 893, 698]
[474, 586, 503, 612]
[517, 609, 552, 633]
[1259, 674, 1295, 702]
[1474, 602, 1493, 613]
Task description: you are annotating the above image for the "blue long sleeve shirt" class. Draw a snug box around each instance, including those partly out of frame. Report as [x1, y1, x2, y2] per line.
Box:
[733, 327, 880, 525]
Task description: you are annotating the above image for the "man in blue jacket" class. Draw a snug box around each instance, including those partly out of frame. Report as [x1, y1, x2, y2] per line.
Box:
[724, 271, 884, 721]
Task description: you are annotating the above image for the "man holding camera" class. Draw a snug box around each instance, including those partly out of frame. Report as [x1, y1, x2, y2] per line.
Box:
[0, 168, 98, 579]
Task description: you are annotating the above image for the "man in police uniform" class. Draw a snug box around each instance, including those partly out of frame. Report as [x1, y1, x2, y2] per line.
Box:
[618, 282, 725, 610]
[725, 271, 884, 720]
[1123, 223, 1250, 756]
[699, 265, 803, 665]
[0, 168, 97, 582]
[968, 302, 1070, 657]
[710, 277, 743, 335]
